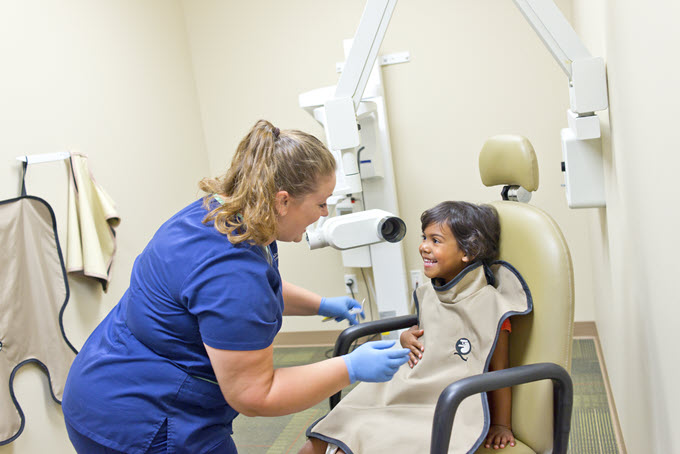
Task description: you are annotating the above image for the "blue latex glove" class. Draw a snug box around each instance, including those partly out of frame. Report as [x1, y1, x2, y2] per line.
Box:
[342, 340, 410, 383]
[318, 296, 365, 325]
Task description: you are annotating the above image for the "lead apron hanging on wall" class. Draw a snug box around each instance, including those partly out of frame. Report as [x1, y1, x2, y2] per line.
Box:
[0, 163, 77, 445]
[307, 261, 532, 454]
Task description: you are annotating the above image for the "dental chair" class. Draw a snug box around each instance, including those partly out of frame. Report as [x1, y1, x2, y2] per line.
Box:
[329, 135, 575, 454]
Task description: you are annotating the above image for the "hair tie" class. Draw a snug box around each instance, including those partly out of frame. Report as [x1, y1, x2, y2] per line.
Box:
[272, 127, 280, 139]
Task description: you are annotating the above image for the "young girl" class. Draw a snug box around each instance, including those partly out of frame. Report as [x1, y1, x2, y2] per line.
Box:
[404, 201, 515, 450]
[300, 201, 533, 454]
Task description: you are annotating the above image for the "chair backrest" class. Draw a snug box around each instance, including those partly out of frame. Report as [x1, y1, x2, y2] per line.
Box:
[479, 135, 575, 454]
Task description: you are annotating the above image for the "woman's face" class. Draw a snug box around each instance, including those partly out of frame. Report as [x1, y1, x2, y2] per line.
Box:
[275, 173, 336, 243]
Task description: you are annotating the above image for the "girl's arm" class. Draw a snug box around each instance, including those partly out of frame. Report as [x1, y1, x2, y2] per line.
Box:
[281, 281, 322, 316]
[486, 330, 516, 449]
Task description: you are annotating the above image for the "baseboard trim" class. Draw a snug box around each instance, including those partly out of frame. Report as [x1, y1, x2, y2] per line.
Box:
[273, 330, 343, 348]
[573, 321, 598, 337]
[589, 326, 628, 454]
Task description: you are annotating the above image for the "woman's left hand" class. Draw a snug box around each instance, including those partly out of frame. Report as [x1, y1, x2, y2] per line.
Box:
[318, 297, 365, 325]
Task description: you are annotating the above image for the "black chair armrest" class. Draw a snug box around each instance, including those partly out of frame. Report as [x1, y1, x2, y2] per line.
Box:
[430, 362, 573, 454]
[330, 314, 419, 409]
[332, 314, 419, 357]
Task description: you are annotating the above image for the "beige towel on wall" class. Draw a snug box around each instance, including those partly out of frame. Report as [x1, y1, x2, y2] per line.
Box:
[66, 154, 120, 291]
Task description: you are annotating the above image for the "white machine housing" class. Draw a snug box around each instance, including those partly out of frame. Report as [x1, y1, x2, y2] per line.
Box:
[306, 209, 406, 251]
[300, 0, 410, 323]
[560, 129, 605, 208]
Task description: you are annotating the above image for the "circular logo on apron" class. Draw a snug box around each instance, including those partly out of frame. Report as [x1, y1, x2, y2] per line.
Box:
[454, 338, 471, 361]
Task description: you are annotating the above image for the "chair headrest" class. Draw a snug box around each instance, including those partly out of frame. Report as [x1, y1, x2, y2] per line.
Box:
[479, 135, 539, 192]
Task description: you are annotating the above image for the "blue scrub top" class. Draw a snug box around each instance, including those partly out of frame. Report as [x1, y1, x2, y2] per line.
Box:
[62, 199, 284, 454]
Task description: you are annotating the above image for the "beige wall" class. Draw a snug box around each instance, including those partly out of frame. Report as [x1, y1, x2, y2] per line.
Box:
[0, 1, 208, 453]
[572, 1, 680, 452]
[182, 0, 597, 336]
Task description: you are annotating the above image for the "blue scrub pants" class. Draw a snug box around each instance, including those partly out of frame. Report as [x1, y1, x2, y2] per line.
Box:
[65, 420, 167, 454]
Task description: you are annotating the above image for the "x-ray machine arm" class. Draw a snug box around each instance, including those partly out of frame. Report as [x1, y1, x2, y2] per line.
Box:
[513, 0, 609, 208]
[323, 0, 397, 196]
[327, 0, 609, 208]
[513, 0, 608, 135]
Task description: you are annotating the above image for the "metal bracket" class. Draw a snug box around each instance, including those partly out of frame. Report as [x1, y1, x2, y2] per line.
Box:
[336, 51, 411, 73]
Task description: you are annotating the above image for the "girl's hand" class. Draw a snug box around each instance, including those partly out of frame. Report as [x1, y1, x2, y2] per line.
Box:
[484, 424, 515, 450]
[399, 325, 424, 368]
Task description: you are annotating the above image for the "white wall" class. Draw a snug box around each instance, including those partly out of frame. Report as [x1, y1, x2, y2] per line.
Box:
[0, 1, 208, 452]
[572, 1, 680, 452]
[182, 0, 597, 336]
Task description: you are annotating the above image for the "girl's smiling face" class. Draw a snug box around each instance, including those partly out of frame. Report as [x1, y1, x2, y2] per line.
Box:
[419, 222, 470, 284]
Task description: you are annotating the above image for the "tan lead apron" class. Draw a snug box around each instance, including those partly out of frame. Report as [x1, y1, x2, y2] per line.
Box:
[308, 262, 532, 454]
[0, 164, 77, 445]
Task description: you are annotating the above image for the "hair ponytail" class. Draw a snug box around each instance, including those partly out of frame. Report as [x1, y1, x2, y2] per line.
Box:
[200, 120, 336, 245]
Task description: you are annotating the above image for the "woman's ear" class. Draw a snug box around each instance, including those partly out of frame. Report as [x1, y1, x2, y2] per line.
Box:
[274, 191, 290, 216]
[462, 255, 470, 263]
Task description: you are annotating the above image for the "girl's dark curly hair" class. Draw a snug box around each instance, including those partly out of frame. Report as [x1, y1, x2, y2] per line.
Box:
[420, 201, 500, 263]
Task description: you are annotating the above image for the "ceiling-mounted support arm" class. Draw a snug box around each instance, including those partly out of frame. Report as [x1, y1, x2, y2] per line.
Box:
[513, 0, 608, 139]
[335, 0, 397, 110]
[324, 0, 398, 194]
[513, 0, 590, 78]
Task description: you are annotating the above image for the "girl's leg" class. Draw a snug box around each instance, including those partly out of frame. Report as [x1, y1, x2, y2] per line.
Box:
[298, 438, 346, 454]
[298, 437, 327, 454]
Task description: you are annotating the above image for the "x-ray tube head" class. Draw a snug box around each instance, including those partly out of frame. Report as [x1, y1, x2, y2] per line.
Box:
[377, 216, 406, 243]
[306, 209, 406, 250]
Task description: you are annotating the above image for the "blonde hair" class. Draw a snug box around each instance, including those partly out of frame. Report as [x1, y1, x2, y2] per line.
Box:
[199, 120, 336, 245]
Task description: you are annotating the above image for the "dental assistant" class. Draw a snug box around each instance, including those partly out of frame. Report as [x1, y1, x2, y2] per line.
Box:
[62, 120, 410, 454]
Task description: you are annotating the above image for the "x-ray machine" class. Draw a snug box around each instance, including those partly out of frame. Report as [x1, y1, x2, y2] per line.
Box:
[300, 0, 609, 320]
